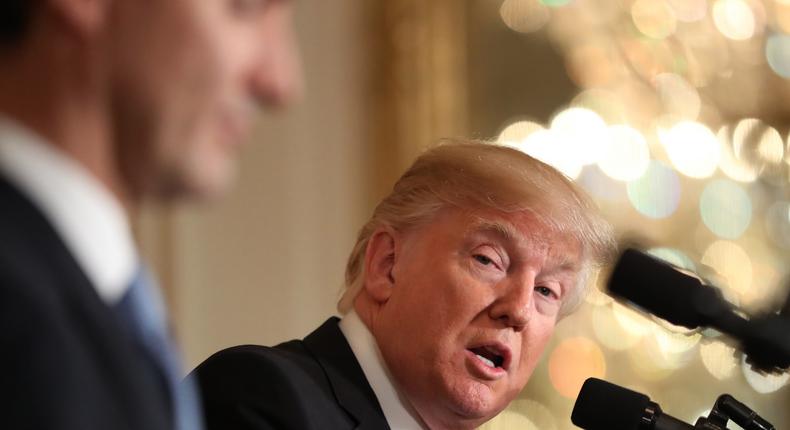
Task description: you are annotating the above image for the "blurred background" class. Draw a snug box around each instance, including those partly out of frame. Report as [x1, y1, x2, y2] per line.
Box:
[137, 0, 789, 428]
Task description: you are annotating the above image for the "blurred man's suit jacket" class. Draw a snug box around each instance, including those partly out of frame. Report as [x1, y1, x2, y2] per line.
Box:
[194, 317, 391, 430]
[0, 121, 171, 430]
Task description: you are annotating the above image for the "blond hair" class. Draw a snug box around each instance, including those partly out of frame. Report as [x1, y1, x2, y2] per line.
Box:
[339, 139, 615, 317]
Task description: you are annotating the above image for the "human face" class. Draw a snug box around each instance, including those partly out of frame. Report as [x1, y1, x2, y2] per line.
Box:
[372, 208, 583, 429]
[108, 0, 301, 200]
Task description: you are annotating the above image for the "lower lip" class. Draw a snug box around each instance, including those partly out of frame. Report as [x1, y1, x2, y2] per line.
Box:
[464, 349, 507, 381]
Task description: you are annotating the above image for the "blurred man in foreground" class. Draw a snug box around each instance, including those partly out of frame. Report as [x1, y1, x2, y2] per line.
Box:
[194, 140, 615, 429]
[0, 1, 301, 429]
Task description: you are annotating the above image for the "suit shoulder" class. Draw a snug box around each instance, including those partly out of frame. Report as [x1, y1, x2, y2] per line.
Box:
[195, 342, 329, 397]
[194, 343, 353, 429]
[197, 342, 320, 380]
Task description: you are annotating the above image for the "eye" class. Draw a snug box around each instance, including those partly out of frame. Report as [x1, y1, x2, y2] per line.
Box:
[535, 286, 557, 299]
[473, 254, 494, 266]
[470, 246, 506, 273]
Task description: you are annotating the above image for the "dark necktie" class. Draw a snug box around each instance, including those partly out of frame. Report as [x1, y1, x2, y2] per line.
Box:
[115, 265, 204, 430]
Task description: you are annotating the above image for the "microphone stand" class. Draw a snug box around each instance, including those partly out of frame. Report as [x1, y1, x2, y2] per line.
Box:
[692, 394, 774, 430]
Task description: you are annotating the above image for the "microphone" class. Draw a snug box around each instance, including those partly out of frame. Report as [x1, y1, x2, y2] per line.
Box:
[572, 378, 775, 430]
[606, 248, 790, 371]
[606, 248, 739, 330]
[571, 378, 693, 429]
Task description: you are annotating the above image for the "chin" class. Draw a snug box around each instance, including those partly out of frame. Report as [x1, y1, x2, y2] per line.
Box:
[185, 168, 236, 200]
[157, 157, 237, 202]
[445, 379, 507, 424]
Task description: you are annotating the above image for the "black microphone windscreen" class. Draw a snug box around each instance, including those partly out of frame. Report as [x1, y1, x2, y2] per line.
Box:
[607, 248, 709, 329]
[571, 378, 650, 430]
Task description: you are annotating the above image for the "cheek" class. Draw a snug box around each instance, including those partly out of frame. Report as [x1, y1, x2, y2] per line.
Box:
[517, 323, 556, 375]
[384, 278, 464, 357]
[154, 37, 227, 161]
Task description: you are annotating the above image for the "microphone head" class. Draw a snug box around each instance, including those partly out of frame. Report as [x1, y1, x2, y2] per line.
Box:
[607, 248, 711, 329]
[571, 378, 651, 430]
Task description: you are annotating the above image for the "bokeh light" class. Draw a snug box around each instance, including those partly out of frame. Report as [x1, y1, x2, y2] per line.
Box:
[578, 165, 627, 203]
[631, 0, 678, 39]
[592, 305, 642, 351]
[627, 161, 682, 218]
[741, 356, 790, 393]
[699, 179, 752, 239]
[766, 33, 790, 78]
[548, 337, 606, 399]
[749, 258, 783, 311]
[518, 129, 583, 179]
[712, 0, 756, 40]
[700, 341, 738, 380]
[732, 118, 785, 167]
[500, 0, 551, 34]
[585, 283, 614, 306]
[666, 0, 707, 22]
[540, 0, 571, 7]
[717, 125, 759, 182]
[628, 335, 689, 381]
[550, 107, 609, 166]
[654, 73, 701, 119]
[566, 39, 623, 88]
[786, 131, 790, 165]
[482, 399, 559, 430]
[598, 125, 650, 181]
[765, 201, 790, 249]
[584, 269, 614, 307]
[646, 247, 696, 271]
[659, 121, 721, 178]
[733, 118, 764, 157]
[612, 301, 656, 337]
[652, 324, 701, 364]
[571, 89, 627, 124]
[497, 120, 544, 146]
[776, 1, 790, 34]
[480, 409, 538, 430]
[758, 128, 785, 164]
[701, 241, 754, 307]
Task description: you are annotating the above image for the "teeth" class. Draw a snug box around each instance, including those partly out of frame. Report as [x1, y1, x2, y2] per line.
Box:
[475, 354, 496, 368]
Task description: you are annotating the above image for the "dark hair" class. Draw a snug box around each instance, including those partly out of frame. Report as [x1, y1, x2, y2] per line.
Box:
[0, 1, 39, 45]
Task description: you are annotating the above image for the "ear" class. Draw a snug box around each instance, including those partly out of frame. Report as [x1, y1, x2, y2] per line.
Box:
[48, 0, 109, 39]
[361, 227, 399, 304]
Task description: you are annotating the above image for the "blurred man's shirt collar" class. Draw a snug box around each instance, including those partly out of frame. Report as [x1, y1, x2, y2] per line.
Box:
[339, 310, 428, 430]
[0, 115, 136, 304]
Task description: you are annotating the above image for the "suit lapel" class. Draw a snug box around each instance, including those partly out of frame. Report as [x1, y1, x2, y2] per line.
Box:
[303, 317, 391, 430]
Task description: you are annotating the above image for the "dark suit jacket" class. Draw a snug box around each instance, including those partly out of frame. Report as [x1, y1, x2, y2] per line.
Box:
[194, 317, 391, 430]
[0, 176, 171, 430]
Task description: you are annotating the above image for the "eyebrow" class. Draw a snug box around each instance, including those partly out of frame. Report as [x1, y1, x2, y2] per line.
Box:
[468, 218, 583, 273]
[470, 219, 522, 243]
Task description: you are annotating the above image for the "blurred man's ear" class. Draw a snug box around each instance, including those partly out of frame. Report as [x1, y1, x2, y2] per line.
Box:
[48, 0, 108, 39]
[362, 227, 399, 304]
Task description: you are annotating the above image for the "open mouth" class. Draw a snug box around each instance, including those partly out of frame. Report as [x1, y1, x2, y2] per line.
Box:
[468, 346, 506, 370]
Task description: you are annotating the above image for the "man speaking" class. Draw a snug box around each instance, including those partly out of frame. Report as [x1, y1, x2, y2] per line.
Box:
[194, 140, 615, 429]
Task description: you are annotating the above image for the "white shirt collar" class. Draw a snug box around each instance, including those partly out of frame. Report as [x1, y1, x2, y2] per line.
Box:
[339, 310, 429, 430]
[0, 116, 137, 304]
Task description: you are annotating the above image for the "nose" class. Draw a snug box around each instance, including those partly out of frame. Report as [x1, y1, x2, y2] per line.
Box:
[251, 4, 304, 108]
[489, 277, 534, 331]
